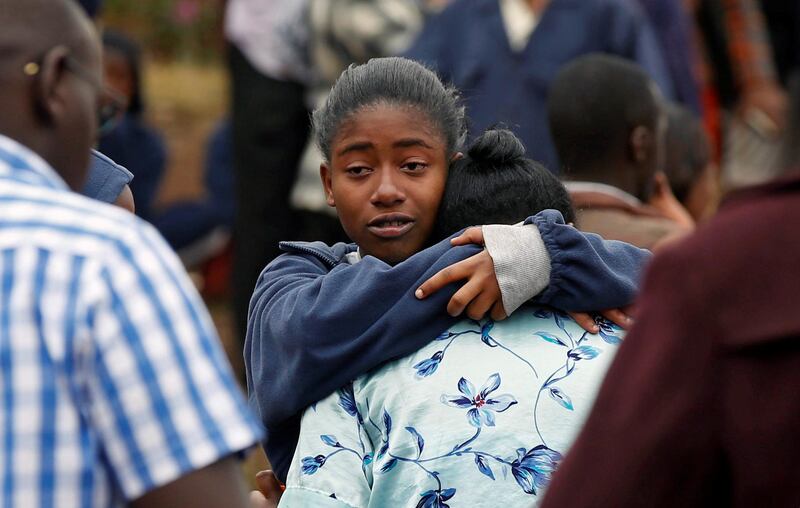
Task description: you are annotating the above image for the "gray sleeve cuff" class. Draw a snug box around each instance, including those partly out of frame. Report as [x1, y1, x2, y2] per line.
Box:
[483, 224, 551, 315]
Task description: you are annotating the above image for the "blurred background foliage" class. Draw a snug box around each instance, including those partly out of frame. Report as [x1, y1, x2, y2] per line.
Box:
[100, 0, 229, 205]
[103, 0, 226, 62]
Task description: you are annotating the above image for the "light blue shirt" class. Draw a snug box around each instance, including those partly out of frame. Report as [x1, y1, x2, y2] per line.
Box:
[0, 135, 263, 507]
[81, 149, 133, 204]
[280, 309, 623, 507]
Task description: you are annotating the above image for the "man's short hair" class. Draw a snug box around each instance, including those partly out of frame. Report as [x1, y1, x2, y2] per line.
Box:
[548, 53, 660, 174]
[435, 127, 574, 238]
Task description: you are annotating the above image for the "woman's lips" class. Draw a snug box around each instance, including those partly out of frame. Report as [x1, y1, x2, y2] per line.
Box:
[367, 214, 416, 238]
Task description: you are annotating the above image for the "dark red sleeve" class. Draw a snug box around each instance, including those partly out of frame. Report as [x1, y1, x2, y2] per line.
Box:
[541, 244, 722, 507]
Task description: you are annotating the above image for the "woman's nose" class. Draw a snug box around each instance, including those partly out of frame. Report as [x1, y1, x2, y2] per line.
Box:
[370, 170, 406, 207]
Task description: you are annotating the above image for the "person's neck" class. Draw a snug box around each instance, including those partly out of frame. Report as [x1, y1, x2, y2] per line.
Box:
[0, 127, 43, 164]
[569, 164, 642, 200]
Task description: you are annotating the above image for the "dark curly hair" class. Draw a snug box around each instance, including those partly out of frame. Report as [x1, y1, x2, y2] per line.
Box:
[435, 127, 575, 238]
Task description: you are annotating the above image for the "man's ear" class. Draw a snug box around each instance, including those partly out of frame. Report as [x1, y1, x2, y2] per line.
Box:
[629, 125, 653, 164]
[320, 163, 335, 207]
[31, 46, 71, 127]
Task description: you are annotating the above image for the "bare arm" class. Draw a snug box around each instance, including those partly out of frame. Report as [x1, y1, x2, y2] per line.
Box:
[112, 184, 135, 213]
[131, 456, 251, 508]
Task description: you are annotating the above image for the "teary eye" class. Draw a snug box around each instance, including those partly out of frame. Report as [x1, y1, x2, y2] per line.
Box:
[402, 161, 429, 172]
[346, 166, 372, 176]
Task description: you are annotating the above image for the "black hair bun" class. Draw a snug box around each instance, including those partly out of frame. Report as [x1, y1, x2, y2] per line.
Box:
[467, 127, 526, 165]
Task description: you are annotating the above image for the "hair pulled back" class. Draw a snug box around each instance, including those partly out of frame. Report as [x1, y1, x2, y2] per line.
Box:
[467, 127, 526, 165]
[435, 128, 575, 238]
[313, 57, 466, 161]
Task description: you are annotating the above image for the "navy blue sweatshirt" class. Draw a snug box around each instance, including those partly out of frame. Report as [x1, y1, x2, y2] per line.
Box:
[245, 211, 650, 480]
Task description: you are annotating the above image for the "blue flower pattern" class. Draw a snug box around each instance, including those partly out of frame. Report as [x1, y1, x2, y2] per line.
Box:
[510, 446, 562, 495]
[418, 488, 456, 508]
[441, 374, 518, 427]
[296, 309, 623, 505]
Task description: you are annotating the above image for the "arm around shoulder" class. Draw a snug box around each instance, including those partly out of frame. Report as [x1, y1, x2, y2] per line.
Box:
[245, 239, 481, 428]
[482, 210, 651, 313]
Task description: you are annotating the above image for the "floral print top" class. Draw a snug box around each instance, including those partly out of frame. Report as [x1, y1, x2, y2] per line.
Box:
[278, 309, 623, 508]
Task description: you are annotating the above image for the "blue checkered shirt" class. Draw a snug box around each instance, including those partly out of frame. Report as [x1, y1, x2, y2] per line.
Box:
[0, 135, 263, 507]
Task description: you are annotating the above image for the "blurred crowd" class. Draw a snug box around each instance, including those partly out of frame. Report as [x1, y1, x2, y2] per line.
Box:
[224, 0, 797, 343]
[1, 0, 800, 506]
[72, 0, 799, 344]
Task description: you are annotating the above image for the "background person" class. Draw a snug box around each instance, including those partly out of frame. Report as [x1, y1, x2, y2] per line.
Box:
[404, 0, 674, 172]
[548, 54, 692, 249]
[74, 1, 136, 213]
[662, 103, 721, 222]
[97, 29, 168, 223]
[225, 0, 312, 345]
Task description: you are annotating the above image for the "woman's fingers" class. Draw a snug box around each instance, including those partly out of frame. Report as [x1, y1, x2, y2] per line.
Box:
[450, 226, 485, 246]
[415, 254, 478, 299]
[489, 301, 508, 322]
[464, 289, 497, 321]
[255, 470, 284, 503]
[600, 308, 633, 329]
[446, 279, 484, 317]
[567, 311, 599, 333]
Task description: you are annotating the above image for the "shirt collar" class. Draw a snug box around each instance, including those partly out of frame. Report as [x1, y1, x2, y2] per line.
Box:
[0, 134, 70, 191]
[499, 0, 540, 52]
[344, 249, 363, 265]
[563, 181, 642, 207]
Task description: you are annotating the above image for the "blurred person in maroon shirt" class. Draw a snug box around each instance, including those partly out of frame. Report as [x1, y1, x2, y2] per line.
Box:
[541, 77, 800, 507]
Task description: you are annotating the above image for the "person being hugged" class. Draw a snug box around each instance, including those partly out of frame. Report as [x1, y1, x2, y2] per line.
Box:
[279, 128, 627, 507]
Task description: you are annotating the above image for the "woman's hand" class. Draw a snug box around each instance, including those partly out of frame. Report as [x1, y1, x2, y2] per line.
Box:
[415, 248, 507, 321]
[249, 470, 283, 508]
[416, 228, 506, 320]
[567, 307, 635, 334]
[424, 226, 636, 333]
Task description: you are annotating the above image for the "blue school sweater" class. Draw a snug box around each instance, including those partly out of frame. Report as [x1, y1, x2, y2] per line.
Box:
[245, 210, 650, 481]
[405, 0, 673, 172]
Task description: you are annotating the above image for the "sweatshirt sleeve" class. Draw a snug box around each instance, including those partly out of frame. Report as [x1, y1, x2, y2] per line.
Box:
[245, 237, 481, 430]
[530, 210, 651, 311]
[482, 223, 551, 315]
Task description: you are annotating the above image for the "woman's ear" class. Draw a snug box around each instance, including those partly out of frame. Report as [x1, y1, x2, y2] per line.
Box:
[320, 163, 335, 207]
[31, 46, 71, 127]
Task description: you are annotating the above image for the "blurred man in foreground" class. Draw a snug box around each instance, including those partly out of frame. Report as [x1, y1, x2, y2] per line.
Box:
[0, 0, 263, 506]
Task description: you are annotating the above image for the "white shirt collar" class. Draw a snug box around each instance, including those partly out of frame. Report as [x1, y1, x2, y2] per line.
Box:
[499, 0, 540, 52]
[344, 249, 362, 265]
